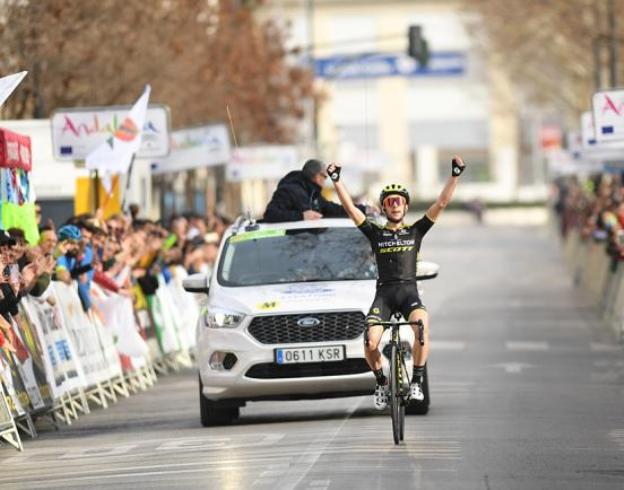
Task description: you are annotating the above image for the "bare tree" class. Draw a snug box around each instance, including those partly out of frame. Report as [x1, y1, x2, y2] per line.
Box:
[460, 0, 622, 124]
[0, 0, 316, 143]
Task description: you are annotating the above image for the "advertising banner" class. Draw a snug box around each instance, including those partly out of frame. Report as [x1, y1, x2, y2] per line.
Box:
[144, 272, 193, 355]
[592, 89, 624, 143]
[21, 297, 86, 399]
[0, 347, 28, 417]
[10, 314, 53, 412]
[151, 124, 231, 175]
[51, 104, 170, 160]
[88, 310, 123, 380]
[226, 145, 299, 182]
[52, 282, 112, 387]
[0, 128, 32, 171]
[91, 286, 149, 361]
[166, 267, 200, 349]
[0, 381, 12, 430]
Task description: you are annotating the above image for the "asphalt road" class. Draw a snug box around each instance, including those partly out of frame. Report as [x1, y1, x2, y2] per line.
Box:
[2, 217, 624, 489]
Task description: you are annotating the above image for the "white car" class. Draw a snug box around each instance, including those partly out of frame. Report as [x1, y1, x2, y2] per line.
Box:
[183, 217, 438, 426]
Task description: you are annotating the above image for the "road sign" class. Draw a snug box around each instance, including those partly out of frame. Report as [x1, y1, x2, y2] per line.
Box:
[592, 89, 624, 143]
[315, 51, 465, 80]
[51, 104, 171, 160]
[579, 110, 624, 156]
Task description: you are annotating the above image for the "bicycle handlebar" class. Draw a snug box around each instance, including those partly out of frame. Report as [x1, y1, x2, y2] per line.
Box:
[367, 320, 424, 327]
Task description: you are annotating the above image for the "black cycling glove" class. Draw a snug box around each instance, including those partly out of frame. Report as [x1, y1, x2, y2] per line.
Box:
[451, 158, 465, 177]
[328, 165, 341, 182]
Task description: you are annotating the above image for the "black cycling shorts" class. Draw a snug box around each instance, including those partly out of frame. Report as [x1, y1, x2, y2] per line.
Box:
[365, 281, 426, 324]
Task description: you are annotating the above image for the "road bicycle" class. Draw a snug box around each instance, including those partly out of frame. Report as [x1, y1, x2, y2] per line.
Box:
[370, 313, 425, 445]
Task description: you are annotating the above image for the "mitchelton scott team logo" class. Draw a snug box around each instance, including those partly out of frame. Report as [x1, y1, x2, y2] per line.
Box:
[297, 317, 321, 328]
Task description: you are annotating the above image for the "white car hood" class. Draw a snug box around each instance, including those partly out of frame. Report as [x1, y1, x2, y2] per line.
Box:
[209, 280, 377, 315]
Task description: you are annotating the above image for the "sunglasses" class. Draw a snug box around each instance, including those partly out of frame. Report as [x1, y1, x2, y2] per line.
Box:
[383, 196, 405, 208]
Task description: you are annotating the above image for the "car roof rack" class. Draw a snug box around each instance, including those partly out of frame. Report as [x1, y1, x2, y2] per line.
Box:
[231, 212, 259, 236]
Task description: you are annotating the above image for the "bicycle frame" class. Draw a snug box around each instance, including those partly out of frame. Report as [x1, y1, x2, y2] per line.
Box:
[368, 316, 424, 444]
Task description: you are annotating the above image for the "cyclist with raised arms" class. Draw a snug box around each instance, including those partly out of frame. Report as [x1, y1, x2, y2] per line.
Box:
[326, 157, 466, 409]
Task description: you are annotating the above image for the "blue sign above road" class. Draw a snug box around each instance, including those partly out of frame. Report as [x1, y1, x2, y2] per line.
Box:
[315, 51, 466, 80]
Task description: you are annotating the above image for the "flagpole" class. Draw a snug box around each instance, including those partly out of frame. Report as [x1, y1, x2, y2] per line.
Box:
[93, 170, 100, 213]
[121, 153, 136, 212]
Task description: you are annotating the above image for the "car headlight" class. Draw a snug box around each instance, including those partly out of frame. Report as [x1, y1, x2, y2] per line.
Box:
[204, 308, 245, 328]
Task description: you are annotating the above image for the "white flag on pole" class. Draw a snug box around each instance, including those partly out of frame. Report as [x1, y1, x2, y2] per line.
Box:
[0, 71, 28, 108]
[86, 85, 151, 185]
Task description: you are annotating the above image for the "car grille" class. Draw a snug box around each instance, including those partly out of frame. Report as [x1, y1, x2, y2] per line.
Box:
[247, 311, 366, 344]
[245, 359, 370, 379]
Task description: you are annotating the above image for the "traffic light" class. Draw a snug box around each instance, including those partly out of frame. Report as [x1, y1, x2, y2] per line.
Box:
[408, 25, 429, 67]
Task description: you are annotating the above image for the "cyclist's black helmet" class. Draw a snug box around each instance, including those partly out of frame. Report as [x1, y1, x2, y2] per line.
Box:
[379, 184, 410, 206]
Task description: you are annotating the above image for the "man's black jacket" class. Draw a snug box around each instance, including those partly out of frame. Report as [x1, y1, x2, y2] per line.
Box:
[263, 170, 364, 222]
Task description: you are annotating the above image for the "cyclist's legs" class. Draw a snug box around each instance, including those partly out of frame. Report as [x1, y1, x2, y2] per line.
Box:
[397, 282, 429, 368]
[408, 307, 429, 367]
[364, 324, 384, 371]
[364, 287, 391, 372]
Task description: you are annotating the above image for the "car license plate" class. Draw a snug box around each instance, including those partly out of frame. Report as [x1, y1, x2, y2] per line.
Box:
[275, 345, 345, 365]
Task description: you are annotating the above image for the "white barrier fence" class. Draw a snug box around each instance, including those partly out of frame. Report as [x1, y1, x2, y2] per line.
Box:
[560, 226, 624, 341]
[0, 266, 200, 451]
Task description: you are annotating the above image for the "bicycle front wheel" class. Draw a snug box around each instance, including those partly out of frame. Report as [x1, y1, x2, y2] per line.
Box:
[390, 343, 402, 445]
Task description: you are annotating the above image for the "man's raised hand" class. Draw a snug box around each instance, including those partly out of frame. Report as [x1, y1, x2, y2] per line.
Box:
[303, 210, 323, 220]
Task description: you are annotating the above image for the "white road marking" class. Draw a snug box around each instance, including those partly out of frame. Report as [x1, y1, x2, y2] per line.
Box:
[2, 433, 286, 465]
[155, 433, 284, 451]
[492, 362, 533, 374]
[590, 343, 622, 352]
[58, 445, 138, 459]
[505, 341, 549, 351]
[276, 399, 363, 490]
[308, 480, 331, 489]
[609, 429, 624, 451]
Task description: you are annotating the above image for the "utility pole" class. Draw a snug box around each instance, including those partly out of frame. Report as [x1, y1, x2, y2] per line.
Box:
[306, 0, 318, 152]
[594, 0, 604, 90]
[608, 0, 619, 87]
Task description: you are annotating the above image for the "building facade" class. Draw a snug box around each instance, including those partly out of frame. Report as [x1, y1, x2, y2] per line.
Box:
[261, 0, 546, 204]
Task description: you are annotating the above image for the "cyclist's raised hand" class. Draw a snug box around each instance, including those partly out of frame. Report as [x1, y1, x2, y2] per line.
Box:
[326, 163, 341, 182]
[451, 155, 466, 177]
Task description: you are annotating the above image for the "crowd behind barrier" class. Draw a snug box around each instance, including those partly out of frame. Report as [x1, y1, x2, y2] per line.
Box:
[553, 173, 624, 341]
[0, 206, 229, 451]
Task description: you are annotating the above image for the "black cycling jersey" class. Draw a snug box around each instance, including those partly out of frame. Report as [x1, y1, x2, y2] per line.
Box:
[357, 215, 434, 284]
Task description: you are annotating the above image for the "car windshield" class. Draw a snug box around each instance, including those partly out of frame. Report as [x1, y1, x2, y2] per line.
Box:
[217, 227, 377, 286]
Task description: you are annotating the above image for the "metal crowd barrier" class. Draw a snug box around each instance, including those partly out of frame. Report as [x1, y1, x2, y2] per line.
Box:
[0, 267, 199, 452]
[559, 228, 624, 342]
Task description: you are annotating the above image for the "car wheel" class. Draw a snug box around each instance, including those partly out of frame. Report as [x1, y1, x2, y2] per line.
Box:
[199, 376, 240, 426]
[406, 363, 430, 415]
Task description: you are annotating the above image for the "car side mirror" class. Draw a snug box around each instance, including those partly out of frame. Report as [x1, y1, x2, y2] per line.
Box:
[182, 273, 210, 294]
[416, 261, 439, 281]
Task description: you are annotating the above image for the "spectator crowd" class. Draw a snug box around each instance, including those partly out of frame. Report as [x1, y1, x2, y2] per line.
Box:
[553, 173, 624, 265]
[0, 205, 230, 352]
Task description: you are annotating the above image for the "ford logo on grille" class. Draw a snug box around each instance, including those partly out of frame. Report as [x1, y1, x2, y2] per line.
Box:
[297, 317, 320, 327]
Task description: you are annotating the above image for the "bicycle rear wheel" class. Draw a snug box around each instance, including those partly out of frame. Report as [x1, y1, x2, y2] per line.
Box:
[390, 343, 402, 445]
